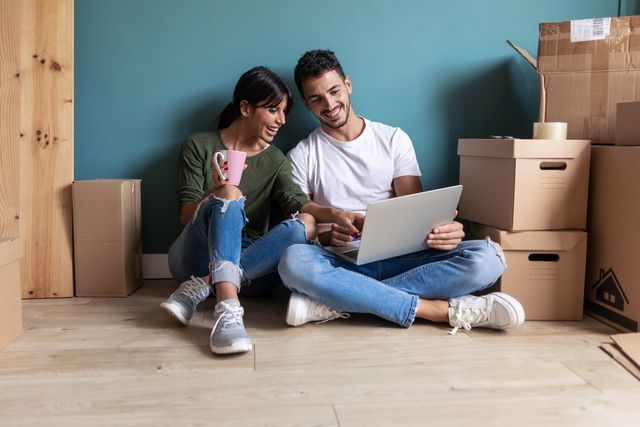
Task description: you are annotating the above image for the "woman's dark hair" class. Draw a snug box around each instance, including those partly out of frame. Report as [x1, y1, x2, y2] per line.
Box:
[294, 50, 346, 96]
[217, 66, 292, 130]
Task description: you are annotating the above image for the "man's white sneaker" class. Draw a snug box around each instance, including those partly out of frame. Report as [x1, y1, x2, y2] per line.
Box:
[210, 299, 252, 355]
[448, 292, 525, 335]
[160, 276, 210, 325]
[286, 292, 349, 326]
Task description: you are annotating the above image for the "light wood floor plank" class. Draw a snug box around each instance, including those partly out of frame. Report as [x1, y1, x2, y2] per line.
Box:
[1, 280, 638, 426]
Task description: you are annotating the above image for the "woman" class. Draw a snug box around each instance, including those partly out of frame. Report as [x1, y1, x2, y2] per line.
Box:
[162, 66, 317, 355]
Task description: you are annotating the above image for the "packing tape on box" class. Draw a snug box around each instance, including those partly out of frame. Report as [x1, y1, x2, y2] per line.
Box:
[533, 122, 568, 140]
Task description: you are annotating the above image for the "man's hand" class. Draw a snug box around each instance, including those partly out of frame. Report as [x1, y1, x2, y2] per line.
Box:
[319, 211, 365, 247]
[426, 214, 465, 251]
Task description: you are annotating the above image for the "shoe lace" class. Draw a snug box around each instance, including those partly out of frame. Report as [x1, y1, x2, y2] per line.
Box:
[312, 304, 350, 324]
[176, 276, 209, 302]
[212, 303, 244, 332]
[448, 301, 488, 335]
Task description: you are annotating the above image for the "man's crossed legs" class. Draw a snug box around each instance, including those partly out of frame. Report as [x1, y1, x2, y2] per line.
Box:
[278, 238, 525, 333]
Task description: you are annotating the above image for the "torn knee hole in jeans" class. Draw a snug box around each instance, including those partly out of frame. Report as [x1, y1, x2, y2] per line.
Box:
[486, 237, 507, 267]
[213, 194, 245, 213]
[288, 211, 313, 242]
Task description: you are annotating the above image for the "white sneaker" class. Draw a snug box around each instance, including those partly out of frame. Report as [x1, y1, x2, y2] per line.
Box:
[448, 292, 525, 335]
[286, 292, 349, 326]
[210, 300, 252, 355]
[160, 276, 210, 325]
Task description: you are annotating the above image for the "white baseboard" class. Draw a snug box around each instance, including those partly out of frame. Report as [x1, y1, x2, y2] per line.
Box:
[142, 254, 172, 279]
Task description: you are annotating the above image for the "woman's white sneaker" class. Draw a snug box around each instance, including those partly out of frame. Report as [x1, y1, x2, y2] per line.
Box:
[286, 292, 350, 326]
[448, 292, 525, 335]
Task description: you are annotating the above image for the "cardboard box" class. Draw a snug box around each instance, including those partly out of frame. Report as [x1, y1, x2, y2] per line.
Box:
[585, 146, 640, 332]
[471, 224, 587, 320]
[72, 180, 142, 297]
[509, 16, 640, 144]
[0, 238, 23, 349]
[458, 138, 590, 231]
[616, 101, 640, 146]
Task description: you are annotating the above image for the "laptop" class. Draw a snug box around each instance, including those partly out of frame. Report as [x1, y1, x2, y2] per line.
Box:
[327, 185, 463, 265]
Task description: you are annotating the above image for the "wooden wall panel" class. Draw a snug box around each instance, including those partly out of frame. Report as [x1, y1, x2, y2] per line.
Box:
[0, 0, 22, 239]
[19, 0, 74, 298]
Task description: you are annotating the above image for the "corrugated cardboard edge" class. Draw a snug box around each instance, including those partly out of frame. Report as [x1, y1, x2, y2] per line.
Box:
[611, 333, 640, 367]
[470, 223, 586, 251]
[457, 139, 590, 159]
[601, 342, 640, 381]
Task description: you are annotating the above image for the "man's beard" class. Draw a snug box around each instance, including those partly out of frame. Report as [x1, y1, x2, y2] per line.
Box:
[319, 100, 351, 130]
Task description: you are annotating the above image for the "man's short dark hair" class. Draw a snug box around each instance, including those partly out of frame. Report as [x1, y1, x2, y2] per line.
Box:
[294, 50, 346, 96]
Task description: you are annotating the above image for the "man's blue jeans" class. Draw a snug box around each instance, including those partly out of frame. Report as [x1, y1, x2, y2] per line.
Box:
[169, 195, 309, 295]
[278, 238, 506, 327]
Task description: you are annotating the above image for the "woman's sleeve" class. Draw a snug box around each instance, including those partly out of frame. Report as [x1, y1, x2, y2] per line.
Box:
[177, 137, 206, 205]
[272, 158, 310, 216]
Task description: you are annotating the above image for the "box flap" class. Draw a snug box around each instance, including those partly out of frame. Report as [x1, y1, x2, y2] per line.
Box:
[0, 238, 23, 268]
[471, 223, 586, 251]
[457, 138, 590, 159]
[506, 40, 537, 70]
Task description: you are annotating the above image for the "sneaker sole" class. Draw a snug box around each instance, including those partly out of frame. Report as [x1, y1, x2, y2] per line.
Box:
[210, 340, 253, 355]
[286, 293, 306, 327]
[160, 301, 190, 325]
[493, 292, 526, 327]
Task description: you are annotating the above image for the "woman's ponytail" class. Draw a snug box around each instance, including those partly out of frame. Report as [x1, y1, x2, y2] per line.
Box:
[217, 102, 238, 130]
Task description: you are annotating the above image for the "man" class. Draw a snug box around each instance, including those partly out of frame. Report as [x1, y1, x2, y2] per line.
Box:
[278, 50, 525, 334]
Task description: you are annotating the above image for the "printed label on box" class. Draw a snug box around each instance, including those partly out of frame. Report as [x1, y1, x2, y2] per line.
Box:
[571, 18, 611, 42]
[585, 267, 638, 332]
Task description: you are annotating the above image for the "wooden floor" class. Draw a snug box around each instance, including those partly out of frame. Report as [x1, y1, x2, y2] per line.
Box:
[1, 280, 639, 426]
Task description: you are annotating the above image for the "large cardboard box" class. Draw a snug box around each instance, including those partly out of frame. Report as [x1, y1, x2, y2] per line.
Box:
[72, 180, 142, 297]
[616, 101, 640, 146]
[0, 238, 23, 349]
[471, 224, 587, 321]
[458, 138, 590, 231]
[509, 16, 640, 144]
[585, 146, 640, 332]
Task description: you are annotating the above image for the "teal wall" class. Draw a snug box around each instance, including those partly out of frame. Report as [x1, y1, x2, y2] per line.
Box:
[75, 0, 635, 253]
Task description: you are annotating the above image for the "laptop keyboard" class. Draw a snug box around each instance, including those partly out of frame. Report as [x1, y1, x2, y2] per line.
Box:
[341, 249, 359, 261]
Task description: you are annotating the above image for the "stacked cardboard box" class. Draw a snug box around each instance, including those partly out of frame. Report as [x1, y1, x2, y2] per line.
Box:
[509, 16, 640, 145]
[509, 15, 640, 331]
[585, 143, 640, 332]
[458, 138, 590, 320]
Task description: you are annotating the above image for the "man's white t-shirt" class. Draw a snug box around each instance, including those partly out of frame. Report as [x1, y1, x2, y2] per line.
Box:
[287, 118, 422, 214]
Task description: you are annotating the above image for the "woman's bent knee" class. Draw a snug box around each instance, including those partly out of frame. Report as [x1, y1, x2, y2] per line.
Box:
[213, 184, 243, 200]
[296, 213, 317, 240]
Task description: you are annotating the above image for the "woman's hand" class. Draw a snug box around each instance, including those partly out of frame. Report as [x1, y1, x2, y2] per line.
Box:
[319, 211, 365, 247]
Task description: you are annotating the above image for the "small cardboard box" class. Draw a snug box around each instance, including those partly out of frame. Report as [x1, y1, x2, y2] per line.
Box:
[509, 16, 640, 144]
[72, 180, 142, 297]
[616, 101, 640, 146]
[458, 138, 590, 231]
[585, 146, 640, 332]
[0, 238, 23, 349]
[471, 224, 587, 321]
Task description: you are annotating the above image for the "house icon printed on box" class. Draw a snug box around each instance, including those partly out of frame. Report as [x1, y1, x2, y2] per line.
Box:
[592, 268, 628, 311]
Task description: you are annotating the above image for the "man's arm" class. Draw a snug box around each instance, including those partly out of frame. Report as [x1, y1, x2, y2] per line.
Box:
[299, 197, 364, 247]
[392, 175, 423, 197]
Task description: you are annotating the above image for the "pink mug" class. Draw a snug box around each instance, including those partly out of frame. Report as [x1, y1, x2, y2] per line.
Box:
[213, 150, 247, 186]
